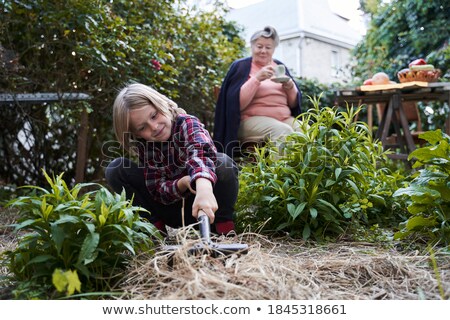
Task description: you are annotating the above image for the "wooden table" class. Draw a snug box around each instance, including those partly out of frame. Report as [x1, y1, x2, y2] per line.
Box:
[335, 81, 450, 160]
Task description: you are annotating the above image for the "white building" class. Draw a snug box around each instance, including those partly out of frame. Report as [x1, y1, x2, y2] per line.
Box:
[226, 0, 363, 84]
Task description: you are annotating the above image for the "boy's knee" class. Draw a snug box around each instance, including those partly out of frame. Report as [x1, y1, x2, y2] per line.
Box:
[216, 152, 234, 168]
[105, 157, 133, 189]
[105, 158, 123, 180]
[214, 153, 238, 189]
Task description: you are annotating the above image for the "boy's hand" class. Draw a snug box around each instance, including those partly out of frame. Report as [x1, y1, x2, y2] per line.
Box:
[192, 178, 217, 224]
[177, 175, 195, 194]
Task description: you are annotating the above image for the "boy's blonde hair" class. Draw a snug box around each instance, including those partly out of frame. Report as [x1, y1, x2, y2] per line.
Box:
[113, 82, 186, 153]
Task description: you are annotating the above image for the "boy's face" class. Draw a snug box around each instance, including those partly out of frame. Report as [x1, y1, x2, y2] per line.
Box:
[129, 104, 172, 142]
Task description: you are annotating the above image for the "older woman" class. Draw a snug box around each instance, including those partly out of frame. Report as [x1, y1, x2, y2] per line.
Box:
[213, 26, 302, 157]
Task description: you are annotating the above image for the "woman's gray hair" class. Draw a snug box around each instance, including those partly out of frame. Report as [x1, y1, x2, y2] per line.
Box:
[250, 26, 279, 47]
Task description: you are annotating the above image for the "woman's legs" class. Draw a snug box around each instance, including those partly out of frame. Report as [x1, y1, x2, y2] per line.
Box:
[282, 116, 303, 132]
[238, 116, 305, 159]
[238, 116, 296, 141]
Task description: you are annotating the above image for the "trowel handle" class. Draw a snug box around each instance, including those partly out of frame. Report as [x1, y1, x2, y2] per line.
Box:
[198, 211, 211, 244]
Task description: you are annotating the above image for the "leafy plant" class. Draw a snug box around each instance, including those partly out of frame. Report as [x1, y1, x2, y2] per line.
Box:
[2, 170, 160, 299]
[236, 98, 403, 240]
[295, 78, 343, 111]
[418, 101, 450, 132]
[354, 0, 450, 80]
[0, 0, 245, 186]
[352, 0, 449, 81]
[393, 129, 450, 245]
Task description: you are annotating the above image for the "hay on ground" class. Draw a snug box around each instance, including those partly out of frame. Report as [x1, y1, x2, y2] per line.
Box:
[1, 209, 449, 300]
[118, 226, 450, 300]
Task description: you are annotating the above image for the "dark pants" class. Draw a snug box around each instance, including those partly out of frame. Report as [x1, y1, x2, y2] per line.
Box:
[105, 153, 238, 230]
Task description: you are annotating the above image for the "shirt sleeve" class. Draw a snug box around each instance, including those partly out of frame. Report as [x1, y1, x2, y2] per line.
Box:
[146, 174, 177, 204]
[239, 76, 260, 111]
[179, 116, 217, 190]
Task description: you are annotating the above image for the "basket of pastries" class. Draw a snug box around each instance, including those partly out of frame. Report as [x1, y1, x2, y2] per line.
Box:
[397, 58, 441, 83]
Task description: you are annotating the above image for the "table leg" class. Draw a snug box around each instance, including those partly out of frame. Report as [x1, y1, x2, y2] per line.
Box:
[378, 94, 413, 159]
[379, 100, 392, 142]
[390, 106, 407, 154]
[394, 93, 416, 154]
[367, 104, 373, 132]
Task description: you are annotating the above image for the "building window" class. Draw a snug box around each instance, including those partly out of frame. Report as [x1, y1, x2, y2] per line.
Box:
[331, 50, 340, 77]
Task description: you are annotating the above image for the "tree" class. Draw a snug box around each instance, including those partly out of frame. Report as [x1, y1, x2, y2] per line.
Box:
[353, 0, 449, 81]
[0, 0, 245, 185]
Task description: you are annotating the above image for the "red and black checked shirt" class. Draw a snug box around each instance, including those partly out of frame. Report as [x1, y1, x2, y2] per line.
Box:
[137, 114, 217, 204]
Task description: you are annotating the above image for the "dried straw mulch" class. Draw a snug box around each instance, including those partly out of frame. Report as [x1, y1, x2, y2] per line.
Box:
[1, 208, 449, 300]
[118, 227, 450, 300]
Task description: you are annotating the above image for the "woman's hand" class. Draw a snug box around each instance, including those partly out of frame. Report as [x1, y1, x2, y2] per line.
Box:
[282, 79, 295, 90]
[255, 65, 275, 82]
[192, 178, 217, 224]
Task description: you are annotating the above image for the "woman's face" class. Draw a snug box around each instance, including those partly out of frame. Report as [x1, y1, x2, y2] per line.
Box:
[251, 37, 276, 66]
[129, 104, 172, 142]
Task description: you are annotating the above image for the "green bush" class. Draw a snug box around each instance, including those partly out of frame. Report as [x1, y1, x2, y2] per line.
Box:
[236, 99, 403, 241]
[2, 171, 160, 299]
[295, 77, 342, 111]
[0, 0, 245, 186]
[393, 130, 450, 245]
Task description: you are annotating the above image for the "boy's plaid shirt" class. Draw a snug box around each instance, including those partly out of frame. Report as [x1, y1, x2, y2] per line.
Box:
[137, 114, 217, 204]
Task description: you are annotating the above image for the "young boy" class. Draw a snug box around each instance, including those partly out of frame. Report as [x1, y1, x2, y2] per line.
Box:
[105, 83, 238, 235]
